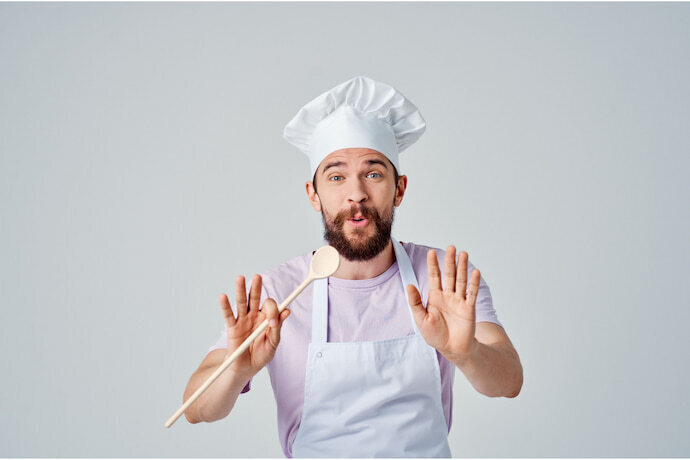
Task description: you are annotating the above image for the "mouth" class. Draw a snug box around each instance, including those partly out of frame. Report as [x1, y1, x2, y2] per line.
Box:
[347, 217, 370, 228]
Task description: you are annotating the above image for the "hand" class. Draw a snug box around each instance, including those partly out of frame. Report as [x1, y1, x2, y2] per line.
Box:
[406, 246, 480, 362]
[219, 274, 290, 378]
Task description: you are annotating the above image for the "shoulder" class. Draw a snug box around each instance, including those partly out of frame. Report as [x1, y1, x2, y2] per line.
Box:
[258, 250, 312, 295]
[400, 240, 446, 269]
[399, 240, 439, 260]
[400, 240, 479, 272]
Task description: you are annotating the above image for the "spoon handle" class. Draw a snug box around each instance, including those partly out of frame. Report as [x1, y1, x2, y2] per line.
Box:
[165, 276, 314, 428]
[276, 277, 312, 314]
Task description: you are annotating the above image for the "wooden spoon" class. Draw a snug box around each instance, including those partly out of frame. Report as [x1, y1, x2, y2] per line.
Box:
[165, 245, 340, 428]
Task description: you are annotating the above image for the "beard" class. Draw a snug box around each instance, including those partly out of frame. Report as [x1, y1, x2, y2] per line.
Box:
[321, 201, 395, 262]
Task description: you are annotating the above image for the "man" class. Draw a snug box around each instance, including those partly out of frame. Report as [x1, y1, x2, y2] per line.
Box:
[183, 76, 523, 457]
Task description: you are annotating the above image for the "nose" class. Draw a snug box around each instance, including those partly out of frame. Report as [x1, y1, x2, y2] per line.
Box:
[347, 177, 369, 204]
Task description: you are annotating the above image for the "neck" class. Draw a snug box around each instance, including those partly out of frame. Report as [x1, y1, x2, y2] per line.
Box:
[330, 239, 396, 280]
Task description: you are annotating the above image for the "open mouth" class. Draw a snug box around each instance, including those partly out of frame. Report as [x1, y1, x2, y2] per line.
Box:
[347, 218, 370, 227]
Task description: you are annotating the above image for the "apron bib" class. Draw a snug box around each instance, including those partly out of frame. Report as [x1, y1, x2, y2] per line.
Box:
[290, 238, 452, 457]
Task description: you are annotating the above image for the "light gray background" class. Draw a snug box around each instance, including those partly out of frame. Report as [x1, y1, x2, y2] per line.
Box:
[1, 1, 688, 457]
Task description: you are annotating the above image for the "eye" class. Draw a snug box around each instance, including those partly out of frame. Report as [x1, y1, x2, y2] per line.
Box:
[329, 175, 343, 182]
[367, 172, 382, 179]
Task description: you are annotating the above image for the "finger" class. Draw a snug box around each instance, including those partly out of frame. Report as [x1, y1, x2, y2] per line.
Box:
[456, 251, 469, 298]
[235, 275, 248, 319]
[427, 249, 442, 291]
[444, 245, 457, 293]
[219, 293, 236, 327]
[262, 298, 284, 348]
[248, 274, 262, 313]
[280, 308, 291, 324]
[406, 284, 427, 327]
[466, 268, 481, 305]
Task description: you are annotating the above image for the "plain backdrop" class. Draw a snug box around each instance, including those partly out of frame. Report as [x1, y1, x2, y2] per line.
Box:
[1, 1, 689, 457]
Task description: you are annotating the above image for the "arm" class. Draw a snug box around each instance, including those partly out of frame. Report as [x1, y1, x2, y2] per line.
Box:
[447, 321, 523, 398]
[183, 349, 254, 424]
[185, 274, 288, 423]
[406, 246, 523, 399]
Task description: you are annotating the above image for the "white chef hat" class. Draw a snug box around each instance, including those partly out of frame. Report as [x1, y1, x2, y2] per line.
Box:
[283, 76, 426, 179]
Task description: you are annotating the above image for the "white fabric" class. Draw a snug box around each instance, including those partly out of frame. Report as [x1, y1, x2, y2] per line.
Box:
[283, 76, 426, 178]
[290, 237, 452, 457]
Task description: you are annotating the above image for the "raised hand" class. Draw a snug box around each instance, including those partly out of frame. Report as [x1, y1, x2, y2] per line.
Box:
[406, 246, 480, 361]
[219, 274, 290, 379]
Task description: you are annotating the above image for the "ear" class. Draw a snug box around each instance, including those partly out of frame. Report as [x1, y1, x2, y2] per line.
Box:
[305, 181, 322, 212]
[394, 174, 408, 207]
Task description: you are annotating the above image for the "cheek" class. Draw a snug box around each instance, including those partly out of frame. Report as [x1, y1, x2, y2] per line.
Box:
[318, 197, 338, 217]
[318, 190, 343, 209]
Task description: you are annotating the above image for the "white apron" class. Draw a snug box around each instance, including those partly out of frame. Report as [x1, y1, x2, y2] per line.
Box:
[290, 238, 452, 458]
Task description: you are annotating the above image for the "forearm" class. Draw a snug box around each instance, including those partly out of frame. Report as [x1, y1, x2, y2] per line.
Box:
[448, 340, 523, 398]
[183, 363, 252, 423]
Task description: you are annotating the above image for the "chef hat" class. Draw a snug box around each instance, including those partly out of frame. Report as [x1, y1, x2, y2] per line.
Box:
[283, 76, 426, 179]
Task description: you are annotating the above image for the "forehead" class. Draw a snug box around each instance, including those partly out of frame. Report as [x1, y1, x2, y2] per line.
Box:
[318, 148, 390, 173]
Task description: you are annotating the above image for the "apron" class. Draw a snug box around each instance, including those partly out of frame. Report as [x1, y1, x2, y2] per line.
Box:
[290, 238, 452, 458]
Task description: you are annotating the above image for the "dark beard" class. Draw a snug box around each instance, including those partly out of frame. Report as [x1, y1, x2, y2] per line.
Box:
[321, 202, 395, 261]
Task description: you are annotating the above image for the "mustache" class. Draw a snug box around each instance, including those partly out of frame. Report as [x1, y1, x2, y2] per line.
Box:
[333, 205, 375, 224]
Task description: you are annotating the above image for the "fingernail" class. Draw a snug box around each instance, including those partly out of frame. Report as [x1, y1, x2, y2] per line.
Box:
[270, 319, 277, 327]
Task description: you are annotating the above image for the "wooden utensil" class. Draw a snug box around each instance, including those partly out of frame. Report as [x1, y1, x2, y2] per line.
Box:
[165, 245, 340, 428]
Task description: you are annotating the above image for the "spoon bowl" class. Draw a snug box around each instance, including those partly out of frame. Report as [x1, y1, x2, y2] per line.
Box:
[309, 245, 340, 280]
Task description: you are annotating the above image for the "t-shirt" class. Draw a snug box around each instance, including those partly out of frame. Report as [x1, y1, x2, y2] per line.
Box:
[209, 241, 503, 458]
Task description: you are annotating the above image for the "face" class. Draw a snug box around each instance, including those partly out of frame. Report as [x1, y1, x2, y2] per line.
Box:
[306, 148, 407, 261]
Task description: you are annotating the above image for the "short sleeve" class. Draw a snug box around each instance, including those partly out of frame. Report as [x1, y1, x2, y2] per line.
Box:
[206, 277, 270, 394]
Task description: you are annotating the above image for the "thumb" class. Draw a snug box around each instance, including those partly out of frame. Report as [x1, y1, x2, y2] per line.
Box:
[406, 284, 427, 326]
[263, 298, 287, 349]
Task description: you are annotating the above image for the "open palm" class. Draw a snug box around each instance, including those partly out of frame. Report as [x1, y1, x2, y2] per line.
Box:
[406, 246, 480, 361]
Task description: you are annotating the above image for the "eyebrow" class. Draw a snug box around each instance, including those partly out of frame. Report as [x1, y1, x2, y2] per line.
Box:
[321, 159, 389, 175]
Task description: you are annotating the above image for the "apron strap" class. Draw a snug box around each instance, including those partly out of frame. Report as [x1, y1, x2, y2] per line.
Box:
[391, 238, 423, 336]
[312, 277, 329, 344]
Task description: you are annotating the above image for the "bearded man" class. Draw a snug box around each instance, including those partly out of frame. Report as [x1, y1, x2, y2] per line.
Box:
[183, 76, 523, 458]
